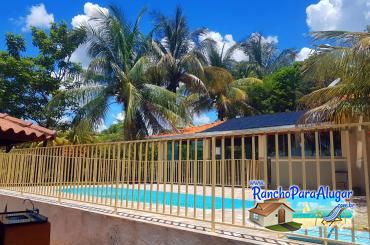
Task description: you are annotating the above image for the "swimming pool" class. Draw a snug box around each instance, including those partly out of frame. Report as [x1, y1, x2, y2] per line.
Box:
[290, 227, 370, 245]
[62, 186, 352, 218]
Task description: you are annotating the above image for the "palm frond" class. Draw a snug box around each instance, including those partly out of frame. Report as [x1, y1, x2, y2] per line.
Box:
[180, 73, 207, 94]
[179, 53, 204, 76]
[301, 29, 370, 123]
[311, 31, 370, 44]
[73, 92, 110, 127]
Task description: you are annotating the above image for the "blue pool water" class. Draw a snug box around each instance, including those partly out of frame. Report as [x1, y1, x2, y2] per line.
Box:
[62, 187, 352, 218]
[291, 227, 370, 245]
[63, 186, 255, 209]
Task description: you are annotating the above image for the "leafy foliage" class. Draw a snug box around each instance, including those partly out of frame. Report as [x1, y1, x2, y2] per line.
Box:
[197, 34, 239, 69]
[0, 23, 84, 129]
[150, 6, 207, 93]
[96, 123, 124, 142]
[239, 33, 297, 78]
[3, 3, 364, 146]
[5, 33, 25, 59]
[300, 29, 370, 123]
[70, 6, 190, 140]
[264, 63, 311, 113]
[201, 67, 258, 119]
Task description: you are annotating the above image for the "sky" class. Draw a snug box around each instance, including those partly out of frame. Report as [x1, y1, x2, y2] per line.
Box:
[1, 0, 369, 131]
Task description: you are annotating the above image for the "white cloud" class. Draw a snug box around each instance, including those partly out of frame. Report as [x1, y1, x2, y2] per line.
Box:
[70, 44, 91, 68]
[112, 112, 125, 124]
[198, 31, 279, 63]
[116, 112, 125, 121]
[261, 35, 278, 44]
[70, 2, 109, 68]
[193, 113, 211, 125]
[249, 32, 278, 45]
[199, 31, 249, 62]
[22, 4, 54, 32]
[295, 47, 314, 61]
[306, 0, 370, 31]
[71, 2, 109, 28]
[96, 119, 107, 132]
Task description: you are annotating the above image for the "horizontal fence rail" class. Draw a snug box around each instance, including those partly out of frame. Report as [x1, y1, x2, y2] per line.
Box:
[0, 122, 369, 244]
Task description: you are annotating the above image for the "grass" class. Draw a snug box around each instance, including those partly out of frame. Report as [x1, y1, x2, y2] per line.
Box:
[288, 222, 302, 229]
[266, 222, 302, 232]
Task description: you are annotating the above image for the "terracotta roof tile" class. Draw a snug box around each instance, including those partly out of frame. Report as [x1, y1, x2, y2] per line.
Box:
[147, 121, 224, 138]
[249, 202, 294, 216]
[0, 113, 57, 146]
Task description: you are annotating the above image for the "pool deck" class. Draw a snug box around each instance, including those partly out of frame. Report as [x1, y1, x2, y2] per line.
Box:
[0, 188, 317, 245]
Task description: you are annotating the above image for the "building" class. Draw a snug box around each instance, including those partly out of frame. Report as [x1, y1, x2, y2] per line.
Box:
[0, 113, 56, 152]
[146, 121, 224, 138]
[249, 198, 294, 227]
[151, 111, 370, 194]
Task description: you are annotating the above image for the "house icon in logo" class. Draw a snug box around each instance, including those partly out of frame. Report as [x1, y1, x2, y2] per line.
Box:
[249, 198, 295, 227]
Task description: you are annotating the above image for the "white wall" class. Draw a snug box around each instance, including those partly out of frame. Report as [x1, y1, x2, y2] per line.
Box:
[263, 205, 293, 227]
[250, 205, 293, 227]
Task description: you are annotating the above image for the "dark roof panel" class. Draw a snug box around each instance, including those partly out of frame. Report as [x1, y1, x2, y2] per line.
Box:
[202, 111, 305, 133]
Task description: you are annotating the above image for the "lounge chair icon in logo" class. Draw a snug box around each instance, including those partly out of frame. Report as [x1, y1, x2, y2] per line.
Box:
[321, 205, 346, 226]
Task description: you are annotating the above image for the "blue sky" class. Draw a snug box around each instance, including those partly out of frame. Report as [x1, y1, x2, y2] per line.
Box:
[1, 0, 369, 130]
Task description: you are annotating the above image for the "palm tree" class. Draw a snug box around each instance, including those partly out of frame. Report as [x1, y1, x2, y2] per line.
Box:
[197, 35, 240, 69]
[240, 33, 296, 78]
[150, 6, 207, 93]
[199, 67, 261, 120]
[314, 209, 323, 226]
[186, 32, 261, 119]
[70, 6, 189, 139]
[300, 28, 370, 123]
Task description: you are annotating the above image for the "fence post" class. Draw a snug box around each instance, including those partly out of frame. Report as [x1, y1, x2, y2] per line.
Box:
[20, 153, 24, 195]
[211, 137, 216, 232]
[57, 148, 62, 203]
[323, 226, 328, 245]
[360, 126, 370, 230]
[263, 134, 268, 189]
[114, 158, 118, 213]
[114, 144, 121, 213]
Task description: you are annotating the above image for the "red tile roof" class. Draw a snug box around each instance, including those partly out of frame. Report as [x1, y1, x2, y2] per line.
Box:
[249, 202, 294, 216]
[147, 121, 224, 138]
[0, 113, 57, 146]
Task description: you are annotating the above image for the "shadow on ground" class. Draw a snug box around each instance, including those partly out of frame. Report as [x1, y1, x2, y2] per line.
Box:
[266, 222, 302, 232]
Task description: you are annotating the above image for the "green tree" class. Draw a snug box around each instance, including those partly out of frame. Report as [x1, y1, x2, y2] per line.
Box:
[187, 34, 257, 119]
[201, 67, 259, 120]
[31, 22, 85, 84]
[96, 123, 124, 142]
[5, 33, 25, 59]
[197, 35, 239, 69]
[300, 28, 370, 123]
[151, 6, 206, 93]
[263, 63, 309, 113]
[236, 76, 268, 114]
[0, 23, 84, 129]
[71, 6, 189, 140]
[239, 33, 296, 78]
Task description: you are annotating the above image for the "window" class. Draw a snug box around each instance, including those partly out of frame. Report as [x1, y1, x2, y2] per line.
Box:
[253, 213, 259, 221]
[245, 136, 259, 159]
[267, 134, 301, 157]
[167, 140, 204, 160]
[304, 131, 342, 157]
[215, 137, 258, 160]
[267, 131, 342, 157]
